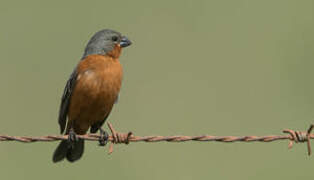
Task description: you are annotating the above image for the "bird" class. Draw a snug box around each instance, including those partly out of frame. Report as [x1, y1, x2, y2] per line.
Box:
[52, 29, 132, 163]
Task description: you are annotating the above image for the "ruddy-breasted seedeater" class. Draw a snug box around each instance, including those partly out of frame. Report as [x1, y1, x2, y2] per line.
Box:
[53, 29, 131, 163]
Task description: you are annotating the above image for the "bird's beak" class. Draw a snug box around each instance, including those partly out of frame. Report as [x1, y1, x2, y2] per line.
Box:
[120, 36, 132, 48]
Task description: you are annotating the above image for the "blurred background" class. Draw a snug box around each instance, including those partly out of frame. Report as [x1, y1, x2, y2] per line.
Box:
[0, 0, 313, 179]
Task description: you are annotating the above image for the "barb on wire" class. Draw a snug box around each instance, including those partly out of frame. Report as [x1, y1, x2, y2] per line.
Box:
[0, 123, 313, 156]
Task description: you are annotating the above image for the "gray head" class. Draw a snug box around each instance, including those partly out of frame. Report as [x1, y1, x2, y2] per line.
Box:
[82, 29, 132, 59]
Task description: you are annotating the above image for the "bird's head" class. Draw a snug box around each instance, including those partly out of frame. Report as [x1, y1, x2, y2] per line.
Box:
[82, 29, 132, 59]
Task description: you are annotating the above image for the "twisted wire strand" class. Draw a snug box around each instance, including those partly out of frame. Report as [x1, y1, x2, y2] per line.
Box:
[0, 123, 313, 156]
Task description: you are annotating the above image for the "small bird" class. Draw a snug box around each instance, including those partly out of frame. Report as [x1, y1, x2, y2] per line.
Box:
[52, 29, 132, 163]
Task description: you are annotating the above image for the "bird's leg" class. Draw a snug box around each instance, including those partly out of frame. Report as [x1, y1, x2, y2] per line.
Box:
[98, 128, 109, 146]
[68, 128, 78, 148]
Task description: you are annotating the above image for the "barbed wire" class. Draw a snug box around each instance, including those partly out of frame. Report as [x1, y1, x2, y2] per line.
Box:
[0, 123, 313, 156]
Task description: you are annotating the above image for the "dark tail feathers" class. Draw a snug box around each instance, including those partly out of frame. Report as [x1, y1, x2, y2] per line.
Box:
[52, 139, 84, 163]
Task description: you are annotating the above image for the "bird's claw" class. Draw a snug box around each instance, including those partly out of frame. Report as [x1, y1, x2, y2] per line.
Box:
[98, 129, 109, 146]
[68, 129, 78, 148]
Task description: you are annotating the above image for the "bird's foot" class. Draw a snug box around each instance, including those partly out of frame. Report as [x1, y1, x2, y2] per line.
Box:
[68, 128, 78, 148]
[98, 128, 109, 146]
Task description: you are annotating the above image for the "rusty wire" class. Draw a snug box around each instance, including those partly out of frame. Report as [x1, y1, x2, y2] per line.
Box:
[0, 123, 313, 156]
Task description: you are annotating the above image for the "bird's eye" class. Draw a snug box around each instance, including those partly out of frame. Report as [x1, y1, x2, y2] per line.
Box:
[112, 36, 119, 42]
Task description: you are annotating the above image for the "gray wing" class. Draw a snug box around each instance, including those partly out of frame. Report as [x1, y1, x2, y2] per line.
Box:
[58, 69, 77, 134]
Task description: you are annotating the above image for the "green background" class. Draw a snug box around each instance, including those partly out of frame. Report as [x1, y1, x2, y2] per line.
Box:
[0, 0, 313, 179]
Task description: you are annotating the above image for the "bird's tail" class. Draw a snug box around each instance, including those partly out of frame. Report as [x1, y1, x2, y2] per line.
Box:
[52, 139, 84, 163]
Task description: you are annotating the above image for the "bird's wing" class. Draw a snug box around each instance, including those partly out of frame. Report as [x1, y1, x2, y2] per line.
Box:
[58, 69, 78, 134]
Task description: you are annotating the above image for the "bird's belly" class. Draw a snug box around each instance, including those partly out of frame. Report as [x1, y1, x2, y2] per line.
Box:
[68, 69, 122, 134]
